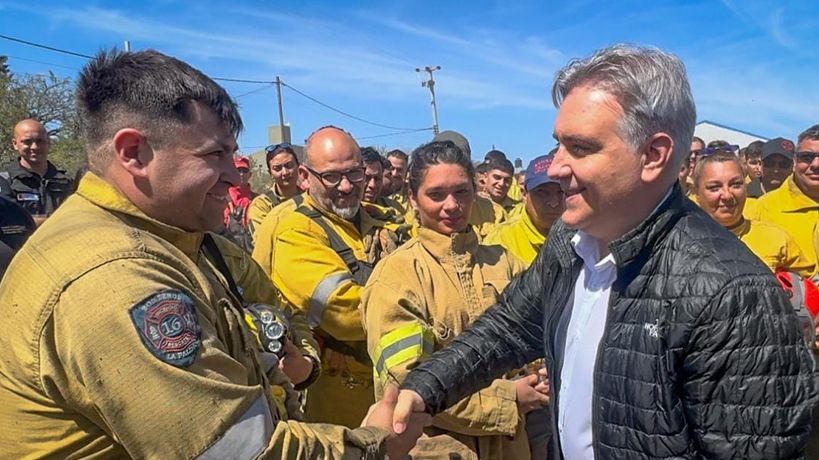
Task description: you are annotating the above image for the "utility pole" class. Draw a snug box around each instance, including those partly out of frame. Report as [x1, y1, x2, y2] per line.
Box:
[416, 65, 441, 135]
[275, 76, 285, 127]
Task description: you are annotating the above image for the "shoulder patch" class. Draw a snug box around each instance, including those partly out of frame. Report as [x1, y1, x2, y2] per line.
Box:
[130, 290, 202, 368]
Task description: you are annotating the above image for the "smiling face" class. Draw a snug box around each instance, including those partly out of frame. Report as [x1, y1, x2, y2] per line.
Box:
[12, 119, 50, 170]
[525, 182, 564, 234]
[142, 102, 240, 231]
[410, 162, 475, 235]
[300, 127, 364, 220]
[486, 168, 513, 203]
[794, 139, 819, 199]
[695, 159, 746, 228]
[548, 85, 647, 242]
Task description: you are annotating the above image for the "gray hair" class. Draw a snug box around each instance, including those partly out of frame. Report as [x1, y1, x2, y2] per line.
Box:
[552, 44, 696, 169]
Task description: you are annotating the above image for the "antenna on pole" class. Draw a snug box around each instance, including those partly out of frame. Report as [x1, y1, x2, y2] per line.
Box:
[416, 65, 441, 135]
[124, 40, 131, 52]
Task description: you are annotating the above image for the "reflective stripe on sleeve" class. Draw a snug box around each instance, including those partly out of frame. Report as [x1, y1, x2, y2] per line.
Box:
[307, 272, 354, 328]
[196, 394, 275, 460]
[372, 323, 435, 383]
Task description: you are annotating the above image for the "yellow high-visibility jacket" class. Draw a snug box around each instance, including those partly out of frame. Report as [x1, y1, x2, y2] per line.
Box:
[361, 227, 530, 460]
[750, 176, 819, 279]
[271, 194, 401, 428]
[247, 185, 295, 238]
[730, 218, 815, 277]
[0, 173, 388, 459]
[252, 197, 301, 276]
[484, 209, 547, 266]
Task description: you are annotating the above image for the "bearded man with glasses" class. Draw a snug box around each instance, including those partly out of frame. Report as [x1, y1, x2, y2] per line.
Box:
[752, 125, 819, 284]
[267, 125, 407, 428]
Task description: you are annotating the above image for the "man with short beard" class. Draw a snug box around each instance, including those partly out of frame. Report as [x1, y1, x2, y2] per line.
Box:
[752, 125, 819, 282]
[270, 126, 405, 429]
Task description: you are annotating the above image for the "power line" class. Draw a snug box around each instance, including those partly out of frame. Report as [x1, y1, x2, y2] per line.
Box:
[0, 33, 273, 84]
[4, 55, 80, 71]
[281, 81, 430, 132]
[356, 128, 433, 140]
[0, 33, 94, 59]
[234, 83, 276, 99]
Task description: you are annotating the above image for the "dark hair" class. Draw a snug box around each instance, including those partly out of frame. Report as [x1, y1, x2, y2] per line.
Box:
[380, 156, 391, 171]
[744, 140, 764, 158]
[798, 124, 819, 145]
[361, 146, 383, 169]
[386, 149, 408, 162]
[486, 158, 514, 175]
[265, 144, 298, 168]
[408, 141, 475, 195]
[692, 136, 705, 146]
[484, 149, 507, 162]
[77, 49, 242, 173]
[475, 161, 491, 175]
[692, 150, 746, 188]
[706, 139, 729, 149]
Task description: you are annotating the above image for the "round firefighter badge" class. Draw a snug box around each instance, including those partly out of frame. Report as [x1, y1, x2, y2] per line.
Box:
[130, 290, 202, 368]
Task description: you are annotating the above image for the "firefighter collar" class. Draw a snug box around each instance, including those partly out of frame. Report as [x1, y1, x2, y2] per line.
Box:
[76, 172, 204, 259]
[418, 226, 477, 267]
[781, 176, 819, 213]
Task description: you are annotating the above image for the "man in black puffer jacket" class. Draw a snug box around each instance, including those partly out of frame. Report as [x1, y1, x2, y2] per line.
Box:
[391, 44, 817, 459]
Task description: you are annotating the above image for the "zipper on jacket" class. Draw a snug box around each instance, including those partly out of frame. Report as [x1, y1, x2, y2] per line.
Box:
[591, 282, 618, 460]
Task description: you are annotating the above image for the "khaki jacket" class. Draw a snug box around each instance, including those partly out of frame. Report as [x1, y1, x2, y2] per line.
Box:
[0, 173, 388, 459]
[361, 227, 530, 459]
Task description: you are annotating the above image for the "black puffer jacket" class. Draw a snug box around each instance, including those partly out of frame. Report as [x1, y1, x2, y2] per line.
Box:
[402, 184, 816, 459]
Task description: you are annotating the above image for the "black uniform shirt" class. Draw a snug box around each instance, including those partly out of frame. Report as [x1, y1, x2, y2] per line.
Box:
[0, 160, 73, 216]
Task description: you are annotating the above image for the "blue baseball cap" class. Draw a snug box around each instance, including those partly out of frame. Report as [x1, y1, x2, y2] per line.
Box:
[525, 151, 558, 190]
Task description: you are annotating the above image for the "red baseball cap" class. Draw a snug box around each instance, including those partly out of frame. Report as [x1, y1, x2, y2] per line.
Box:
[234, 156, 250, 169]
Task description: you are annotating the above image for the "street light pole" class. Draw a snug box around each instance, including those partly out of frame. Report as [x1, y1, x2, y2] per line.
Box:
[416, 65, 441, 135]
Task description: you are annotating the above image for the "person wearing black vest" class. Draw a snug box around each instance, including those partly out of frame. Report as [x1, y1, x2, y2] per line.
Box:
[1, 119, 73, 225]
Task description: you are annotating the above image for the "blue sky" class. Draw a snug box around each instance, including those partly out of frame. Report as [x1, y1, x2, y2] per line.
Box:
[2, 0, 818, 165]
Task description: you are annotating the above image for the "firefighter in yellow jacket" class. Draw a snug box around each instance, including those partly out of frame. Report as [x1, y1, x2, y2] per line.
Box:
[362, 141, 549, 459]
[247, 142, 301, 239]
[750, 127, 819, 281]
[485, 152, 564, 266]
[270, 126, 405, 429]
[693, 150, 815, 277]
[0, 49, 428, 459]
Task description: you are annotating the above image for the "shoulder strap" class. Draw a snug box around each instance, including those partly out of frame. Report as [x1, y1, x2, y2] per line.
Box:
[295, 206, 359, 274]
[201, 233, 245, 303]
[263, 189, 280, 205]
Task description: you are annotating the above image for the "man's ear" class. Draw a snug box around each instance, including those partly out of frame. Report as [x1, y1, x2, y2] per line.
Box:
[113, 128, 151, 179]
[642, 132, 675, 183]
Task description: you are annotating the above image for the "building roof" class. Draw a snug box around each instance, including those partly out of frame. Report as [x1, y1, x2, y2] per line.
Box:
[694, 120, 768, 147]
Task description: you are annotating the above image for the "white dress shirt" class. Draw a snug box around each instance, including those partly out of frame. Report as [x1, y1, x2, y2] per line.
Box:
[557, 230, 617, 460]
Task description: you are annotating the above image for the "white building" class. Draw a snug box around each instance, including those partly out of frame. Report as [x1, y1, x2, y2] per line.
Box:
[694, 120, 767, 147]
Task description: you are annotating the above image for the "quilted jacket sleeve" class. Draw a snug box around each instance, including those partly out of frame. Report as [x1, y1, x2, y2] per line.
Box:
[682, 273, 817, 459]
[400, 251, 548, 415]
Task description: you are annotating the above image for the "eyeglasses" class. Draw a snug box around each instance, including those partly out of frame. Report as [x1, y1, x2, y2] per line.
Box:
[796, 151, 819, 164]
[237, 167, 250, 174]
[700, 145, 740, 156]
[304, 165, 366, 186]
[763, 158, 793, 169]
[265, 142, 293, 153]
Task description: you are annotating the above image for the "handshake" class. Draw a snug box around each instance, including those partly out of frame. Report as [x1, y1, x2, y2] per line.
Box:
[360, 384, 431, 459]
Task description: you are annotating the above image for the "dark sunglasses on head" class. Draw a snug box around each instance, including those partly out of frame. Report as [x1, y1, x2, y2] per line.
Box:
[265, 142, 293, 153]
[796, 151, 819, 164]
[304, 165, 366, 186]
[763, 157, 793, 169]
[700, 144, 740, 156]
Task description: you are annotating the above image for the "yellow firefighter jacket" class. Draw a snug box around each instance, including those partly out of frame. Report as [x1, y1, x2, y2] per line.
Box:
[271, 194, 401, 428]
[750, 176, 819, 280]
[247, 185, 295, 238]
[0, 173, 388, 459]
[361, 227, 531, 460]
[252, 196, 301, 275]
[730, 218, 815, 277]
[484, 208, 547, 266]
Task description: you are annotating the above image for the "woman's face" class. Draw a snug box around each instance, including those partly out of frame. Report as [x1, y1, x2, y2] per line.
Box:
[695, 160, 746, 228]
[410, 163, 475, 235]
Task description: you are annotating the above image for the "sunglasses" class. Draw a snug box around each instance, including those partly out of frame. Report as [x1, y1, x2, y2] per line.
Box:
[796, 151, 819, 164]
[265, 142, 293, 153]
[304, 165, 366, 186]
[763, 158, 793, 169]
